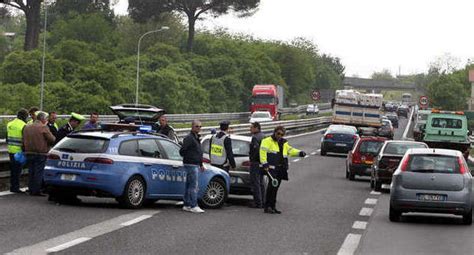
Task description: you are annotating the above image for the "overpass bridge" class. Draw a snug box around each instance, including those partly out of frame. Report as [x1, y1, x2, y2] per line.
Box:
[343, 77, 421, 92]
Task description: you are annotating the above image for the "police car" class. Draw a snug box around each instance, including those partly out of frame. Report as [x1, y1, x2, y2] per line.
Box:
[43, 124, 230, 209]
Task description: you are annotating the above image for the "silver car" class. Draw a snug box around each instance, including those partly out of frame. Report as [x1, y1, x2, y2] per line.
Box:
[201, 134, 254, 195]
[390, 148, 472, 224]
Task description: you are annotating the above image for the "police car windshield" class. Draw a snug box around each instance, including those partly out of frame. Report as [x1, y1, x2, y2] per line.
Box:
[55, 136, 109, 153]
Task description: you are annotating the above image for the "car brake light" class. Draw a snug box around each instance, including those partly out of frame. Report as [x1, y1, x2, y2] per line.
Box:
[202, 158, 211, 164]
[458, 157, 468, 174]
[84, 157, 114, 164]
[400, 155, 410, 171]
[47, 154, 60, 160]
[352, 152, 362, 164]
[325, 134, 334, 139]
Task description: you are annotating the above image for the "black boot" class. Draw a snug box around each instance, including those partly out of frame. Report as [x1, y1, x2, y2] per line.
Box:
[272, 208, 282, 214]
[264, 207, 275, 214]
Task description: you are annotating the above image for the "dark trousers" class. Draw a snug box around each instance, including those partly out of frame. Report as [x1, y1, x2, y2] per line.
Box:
[27, 154, 47, 194]
[250, 162, 264, 207]
[9, 153, 22, 192]
[265, 171, 282, 209]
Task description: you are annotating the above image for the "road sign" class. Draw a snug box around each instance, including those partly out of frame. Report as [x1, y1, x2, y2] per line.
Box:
[311, 90, 321, 101]
[419, 96, 429, 106]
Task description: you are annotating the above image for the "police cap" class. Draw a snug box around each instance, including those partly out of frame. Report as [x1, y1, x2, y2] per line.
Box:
[70, 112, 85, 122]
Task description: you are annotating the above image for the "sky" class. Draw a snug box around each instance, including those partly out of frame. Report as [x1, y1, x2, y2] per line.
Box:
[113, 0, 474, 78]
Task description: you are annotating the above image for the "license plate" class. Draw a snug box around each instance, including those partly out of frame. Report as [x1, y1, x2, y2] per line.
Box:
[417, 194, 446, 201]
[60, 174, 76, 181]
[335, 143, 346, 147]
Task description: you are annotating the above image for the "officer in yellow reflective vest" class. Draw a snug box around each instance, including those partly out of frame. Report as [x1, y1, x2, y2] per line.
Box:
[6, 109, 29, 193]
[260, 125, 306, 214]
[209, 121, 236, 172]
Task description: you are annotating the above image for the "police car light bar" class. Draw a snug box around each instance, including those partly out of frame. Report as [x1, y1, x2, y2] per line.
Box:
[139, 125, 153, 133]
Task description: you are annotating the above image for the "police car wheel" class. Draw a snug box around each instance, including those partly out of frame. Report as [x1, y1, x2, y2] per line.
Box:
[200, 178, 227, 209]
[119, 176, 146, 209]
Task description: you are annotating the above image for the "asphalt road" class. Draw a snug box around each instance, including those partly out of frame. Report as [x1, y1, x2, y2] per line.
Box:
[2, 116, 471, 255]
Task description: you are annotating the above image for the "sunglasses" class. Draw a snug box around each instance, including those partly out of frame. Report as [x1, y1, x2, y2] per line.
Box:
[276, 132, 285, 136]
[194, 125, 202, 128]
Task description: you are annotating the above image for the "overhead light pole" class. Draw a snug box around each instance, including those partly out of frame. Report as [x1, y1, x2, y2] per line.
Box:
[135, 26, 169, 105]
[40, 0, 50, 110]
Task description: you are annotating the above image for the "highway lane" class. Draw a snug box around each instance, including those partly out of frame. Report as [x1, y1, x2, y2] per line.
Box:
[1, 118, 411, 254]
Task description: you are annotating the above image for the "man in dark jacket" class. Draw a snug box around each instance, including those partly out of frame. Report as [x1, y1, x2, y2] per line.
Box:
[249, 122, 265, 208]
[154, 115, 177, 142]
[209, 120, 236, 172]
[179, 120, 205, 214]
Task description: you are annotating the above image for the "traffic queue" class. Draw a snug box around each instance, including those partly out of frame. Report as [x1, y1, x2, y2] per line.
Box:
[5, 104, 307, 215]
[320, 102, 473, 225]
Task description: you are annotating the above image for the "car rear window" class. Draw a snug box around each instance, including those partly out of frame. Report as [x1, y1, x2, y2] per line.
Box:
[55, 136, 109, 153]
[383, 143, 426, 155]
[359, 141, 384, 154]
[406, 154, 460, 174]
[431, 118, 462, 129]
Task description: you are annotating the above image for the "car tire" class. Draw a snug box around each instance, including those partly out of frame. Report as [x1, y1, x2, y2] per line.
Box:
[199, 178, 227, 209]
[374, 179, 382, 192]
[463, 210, 472, 225]
[389, 205, 401, 222]
[118, 175, 146, 209]
[320, 149, 327, 156]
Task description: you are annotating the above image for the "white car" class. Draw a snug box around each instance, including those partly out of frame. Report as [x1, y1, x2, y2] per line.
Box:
[306, 104, 319, 115]
[249, 111, 273, 123]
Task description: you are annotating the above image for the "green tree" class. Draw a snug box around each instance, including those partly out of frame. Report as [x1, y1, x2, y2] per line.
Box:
[428, 74, 468, 110]
[371, 69, 394, 80]
[128, 0, 260, 52]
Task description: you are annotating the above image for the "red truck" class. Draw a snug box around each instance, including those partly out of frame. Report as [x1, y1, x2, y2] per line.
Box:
[250, 84, 284, 120]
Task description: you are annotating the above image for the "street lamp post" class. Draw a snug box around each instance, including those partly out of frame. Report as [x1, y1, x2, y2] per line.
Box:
[135, 26, 169, 105]
[40, 0, 50, 110]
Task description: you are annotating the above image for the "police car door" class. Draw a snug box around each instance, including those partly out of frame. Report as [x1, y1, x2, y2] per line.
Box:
[156, 139, 187, 197]
[137, 139, 173, 197]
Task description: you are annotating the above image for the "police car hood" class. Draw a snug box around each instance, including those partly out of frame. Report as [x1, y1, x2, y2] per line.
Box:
[110, 104, 165, 123]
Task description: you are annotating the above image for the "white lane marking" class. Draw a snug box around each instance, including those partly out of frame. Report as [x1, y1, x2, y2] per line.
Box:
[370, 191, 381, 195]
[317, 149, 321, 153]
[120, 215, 153, 226]
[0, 187, 27, 197]
[7, 210, 159, 255]
[337, 233, 361, 255]
[304, 155, 309, 159]
[364, 198, 377, 205]
[293, 159, 301, 162]
[0, 191, 13, 196]
[310, 152, 317, 155]
[45, 237, 91, 253]
[352, 221, 367, 230]
[286, 127, 327, 139]
[359, 207, 373, 217]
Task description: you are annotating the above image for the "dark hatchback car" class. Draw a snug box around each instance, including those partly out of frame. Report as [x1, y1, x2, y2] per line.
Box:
[346, 136, 387, 180]
[377, 119, 394, 139]
[386, 113, 399, 128]
[397, 105, 409, 118]
[371, 141, 428, 191]
[320, 125, 358, 156]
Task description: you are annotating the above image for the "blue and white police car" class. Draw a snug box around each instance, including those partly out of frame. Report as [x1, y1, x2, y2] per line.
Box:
[44, 125, 230, 209]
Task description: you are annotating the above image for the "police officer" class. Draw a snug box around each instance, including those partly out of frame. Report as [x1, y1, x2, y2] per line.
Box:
[6, 109, 28, 193]
[260, 126, 306, 214]
[209, 120, 236, 172]
[249, 122, 265, 208]
[55, 112, 85, 143]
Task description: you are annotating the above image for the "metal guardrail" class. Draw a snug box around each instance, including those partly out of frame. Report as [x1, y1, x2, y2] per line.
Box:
[0, 103, 332, 123]
[0, 116, 331, 178]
